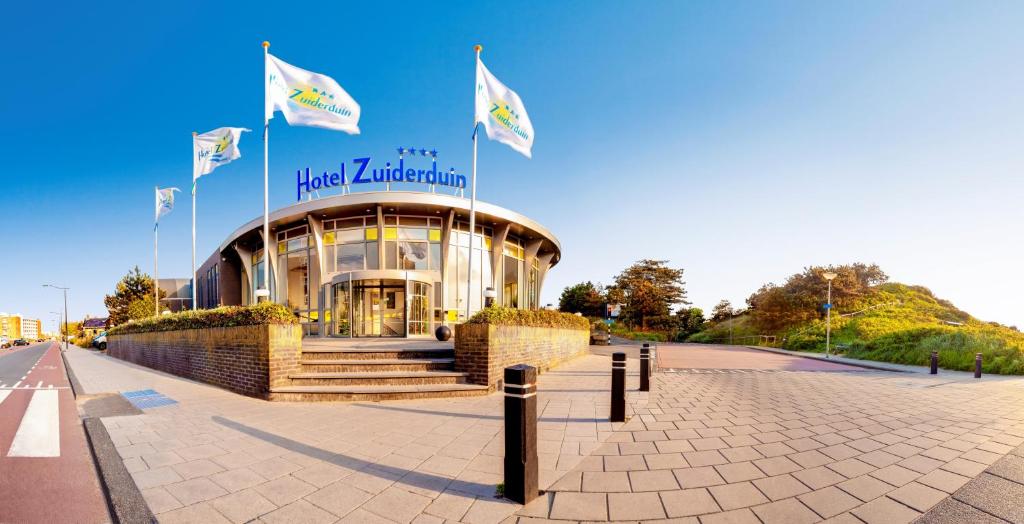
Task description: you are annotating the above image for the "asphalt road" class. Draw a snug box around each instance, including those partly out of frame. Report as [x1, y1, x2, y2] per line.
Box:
[0, 341, 52, 387]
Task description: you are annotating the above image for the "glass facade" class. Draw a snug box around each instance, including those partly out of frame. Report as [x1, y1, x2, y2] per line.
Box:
[446, 223, 492, 322]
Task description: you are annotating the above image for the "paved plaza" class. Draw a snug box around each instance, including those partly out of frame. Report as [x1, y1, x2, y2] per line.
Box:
[65, 343, 1024, 523]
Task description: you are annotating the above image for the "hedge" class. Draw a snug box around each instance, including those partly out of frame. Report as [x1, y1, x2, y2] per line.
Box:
[467, 307, 590, 330]
[108, 302, 298, 335]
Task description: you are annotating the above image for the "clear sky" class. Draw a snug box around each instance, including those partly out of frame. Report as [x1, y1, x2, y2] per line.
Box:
[2, 1, 1023, 332]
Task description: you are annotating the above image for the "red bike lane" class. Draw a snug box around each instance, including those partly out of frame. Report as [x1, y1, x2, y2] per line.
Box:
[0, 342, 110, 524]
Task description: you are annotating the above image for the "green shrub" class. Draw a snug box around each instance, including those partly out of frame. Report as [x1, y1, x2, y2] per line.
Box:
[108, 302, 298, 335]
[590, 320, 610, 333]
[73, 336, 93, 348]
[467, 307, 590, 330]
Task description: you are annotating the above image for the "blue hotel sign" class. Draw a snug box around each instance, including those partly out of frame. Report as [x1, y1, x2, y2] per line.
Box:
[297, 146, 466, 201]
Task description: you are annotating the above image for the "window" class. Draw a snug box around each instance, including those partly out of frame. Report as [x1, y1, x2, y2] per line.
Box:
[445, 223, 493, 319]
[503, 239, 523, 308]
[323, 218, 378, 272]
[382, 217, 443, 271]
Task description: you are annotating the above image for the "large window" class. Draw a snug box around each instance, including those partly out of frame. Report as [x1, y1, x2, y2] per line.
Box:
[527, 258, 539, 309]
[324, 216, 378, 272]
[382, 216, 442, 271]
[502, 240, 524, 308]
[445, 223, 492, 320]
[277, 226, 318, 317]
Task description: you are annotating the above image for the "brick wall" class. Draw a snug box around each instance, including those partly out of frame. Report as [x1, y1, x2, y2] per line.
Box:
[108, 324, 301, 399]
[453, 323, 589, 390]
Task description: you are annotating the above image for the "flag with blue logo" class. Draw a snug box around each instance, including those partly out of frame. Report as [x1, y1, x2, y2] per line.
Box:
[193, 127, 249, 188]
[155, 187, 179, 223]
[266, 53, 361, 134]
[475, 57, 534, 158]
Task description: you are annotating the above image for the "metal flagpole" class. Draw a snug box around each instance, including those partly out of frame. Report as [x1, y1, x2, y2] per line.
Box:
[155, 187, 159, 316]
[261, 41, 271, 302]
[191, 132, 198, 310]
[466, 44, 482, 322]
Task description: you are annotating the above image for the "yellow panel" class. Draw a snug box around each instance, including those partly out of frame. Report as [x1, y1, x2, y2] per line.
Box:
[447, 310, 458, 321]
[429, 229, 441, 242]
[484, 237, 492, 250]
[365, 227, 378, 240]
[278, 242, 287, 254]
[384, 227, 398, 240]
[324, 232, 335, 244]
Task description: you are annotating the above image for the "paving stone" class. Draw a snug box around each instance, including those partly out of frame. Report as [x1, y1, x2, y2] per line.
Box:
[682, 450, 728, 467]
[698, 507, 760, 524]
[660, 488, 720, 517]
[870, 465, 920, 487]
[793, 466, 846, 490]
[132, 466, 184, 489]
[460, 495, 518, 524]
[798, 486, 861, 519]
[260, 499, 337, 524]
[303, 481, 374, 518]
[608, 491, 667, 520]
[172, 459, 226, 480]
[141, 487, 182, 514]
[940, 457, 988, 477]
[714, 462, 765, 483]
[644, 452, 688, 470]
[582, 471, 631, 492]
[789, 449, 832, 469]
[423, 490, 475, 521]
[752, 474, 810, 501]
[836, 475, 894, 502]
[720, 446, 764, 463]
[158, 501, 232, 524]
[850, 495, 921, 524]
[548, 492, 607, 521]
[674, 466, 725, 488]
[887, 481, 947, 512]
[210, 488, 277, 523]
[916, 469, 971, 493]
[254, 476, 318, 507]
[165, 478, 229, 506]
[988, 453, 1024, 484]
[707, 481, 768, 511]
[336, 508, 396, 523]
[753, 456, 802, 476]
[628, 469, 679, 491]
[750, 498, 820, 524]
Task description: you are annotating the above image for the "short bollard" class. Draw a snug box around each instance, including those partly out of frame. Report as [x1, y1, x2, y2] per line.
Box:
[975, 353, 982, 379]
[503, 364, 538, 504]
[640, 343, 651, 392]
[930, 351, 938, 375]
[611, 352, 626, 422]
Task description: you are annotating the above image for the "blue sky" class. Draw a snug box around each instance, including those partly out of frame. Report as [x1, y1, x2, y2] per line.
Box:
[2, 1, 1023, 331]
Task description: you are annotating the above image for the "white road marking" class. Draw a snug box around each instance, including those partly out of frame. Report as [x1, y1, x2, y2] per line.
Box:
[35, 381, 42, 388]
[20, 376, 26, 381]
[13, 381, 20, 388]
[0, 389, 11, 406]
[8, 390, 60, 457]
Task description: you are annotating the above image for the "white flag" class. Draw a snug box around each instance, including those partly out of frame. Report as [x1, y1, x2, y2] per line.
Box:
[155, 187, 179, 222]
[266, 53, 361, 134]
[193, 127, 249, 186]
[475, 57, 534, 158]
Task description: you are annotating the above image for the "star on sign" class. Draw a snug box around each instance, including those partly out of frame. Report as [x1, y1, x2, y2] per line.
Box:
[429, 149, 438, 158]
[397, 147, 405, 155]
[407, 147, 417, 155]
[419, 148, 427, 156]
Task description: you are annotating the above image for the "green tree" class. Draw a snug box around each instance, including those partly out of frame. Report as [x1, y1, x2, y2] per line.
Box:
[710, 300, 734, 323]
[558, 281, 607, 317]
[675, 307, 706, 338]
[105, 266, 164, 326]
[608, 259, 687, 330]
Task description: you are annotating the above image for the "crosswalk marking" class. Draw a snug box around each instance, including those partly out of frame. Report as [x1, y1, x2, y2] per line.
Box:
[0, 390, 11, 406]
[8, 390, 60, 458]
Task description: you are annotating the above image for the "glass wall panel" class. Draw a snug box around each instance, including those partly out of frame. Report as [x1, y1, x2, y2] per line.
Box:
[399, 241, 429, 270]
[332, 282, 350, 336]
[366, 241, 379, 269]
[285, 251, 308, 310]
[337, 244, 365, 271]
[503, 255, 519, 308]
[408, 282, 430, 336]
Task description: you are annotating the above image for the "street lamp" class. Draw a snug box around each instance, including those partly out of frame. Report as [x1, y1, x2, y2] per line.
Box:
[822, 272, 837, 358]
[43, 284, 69, 351]
[50, 311, 61, 340]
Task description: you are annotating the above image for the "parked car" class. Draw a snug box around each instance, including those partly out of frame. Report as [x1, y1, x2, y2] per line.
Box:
[13, 339, 29, 346]
[92, 331, 107, 351]
[1, 336, 9, 349]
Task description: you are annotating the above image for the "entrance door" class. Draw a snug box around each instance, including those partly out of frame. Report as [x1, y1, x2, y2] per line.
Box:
[351, 280, 406, 337]
[381, 287, 405, 337]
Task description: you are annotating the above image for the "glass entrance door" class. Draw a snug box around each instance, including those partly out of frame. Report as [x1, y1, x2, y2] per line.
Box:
[350, 279, 407, 337]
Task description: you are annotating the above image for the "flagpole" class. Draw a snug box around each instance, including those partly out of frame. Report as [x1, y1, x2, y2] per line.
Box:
[191, 132, 198, 310]
[155, 187, 159, 316]
[466, 44, 482, 323]
[261, 41, 271, 303]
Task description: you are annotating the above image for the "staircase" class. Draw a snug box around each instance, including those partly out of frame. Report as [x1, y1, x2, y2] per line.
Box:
[269, 339, 489, 401]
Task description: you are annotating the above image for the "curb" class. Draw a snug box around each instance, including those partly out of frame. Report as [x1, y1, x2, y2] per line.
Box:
[61, 345, 156, 523]
[743, 345, 911, 373]
[84, 418, 156, 524]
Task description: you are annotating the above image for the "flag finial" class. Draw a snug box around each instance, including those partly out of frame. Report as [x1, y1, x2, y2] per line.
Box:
[474, 45, 482, 53]
[262, 41, 270, 48]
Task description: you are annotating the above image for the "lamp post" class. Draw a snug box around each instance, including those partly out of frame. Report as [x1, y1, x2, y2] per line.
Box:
[50, 312, 61, 340]
[43, 284, 69, 351]
[822, 272, 837, 358]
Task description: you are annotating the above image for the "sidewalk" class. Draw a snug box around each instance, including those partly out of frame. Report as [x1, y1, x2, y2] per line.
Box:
[64, 347, 641, 524]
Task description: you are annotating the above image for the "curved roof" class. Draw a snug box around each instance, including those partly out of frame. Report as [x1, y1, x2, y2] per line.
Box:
[217, 191, 561, 264]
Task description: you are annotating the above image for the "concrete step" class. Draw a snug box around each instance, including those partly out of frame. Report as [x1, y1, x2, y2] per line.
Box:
[268, 383, 489, 402]
[300, 348, 453, 361]
[300, 358, 455, 372]
[287, 371, 468, 387]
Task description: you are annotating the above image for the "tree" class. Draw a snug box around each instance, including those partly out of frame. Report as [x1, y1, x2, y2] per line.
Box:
[608, 259, 687, 330]
[711, 300, 734, 323]
[104, 266, 164, 326]
[558, 281, 607, 317]
[675, 307, 706, 338]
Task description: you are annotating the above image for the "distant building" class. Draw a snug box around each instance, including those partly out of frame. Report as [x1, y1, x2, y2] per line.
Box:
[0, 314, 41, 340]
[158, 278, 192, 313]
[81, 317, 109, 338]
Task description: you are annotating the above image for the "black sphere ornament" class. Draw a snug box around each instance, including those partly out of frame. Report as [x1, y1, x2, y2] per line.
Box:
[435, 325, 452, 342]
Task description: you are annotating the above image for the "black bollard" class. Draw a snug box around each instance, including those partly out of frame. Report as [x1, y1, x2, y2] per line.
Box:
[611, 352, 626, 422]
[640, 343, 650, 392]
[930, 351, 938, 375]
[503, 364, 538, 504]
[974, 353, 982, 379]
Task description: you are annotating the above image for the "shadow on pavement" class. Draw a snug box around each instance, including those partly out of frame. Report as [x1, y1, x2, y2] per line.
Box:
[212, 415, 496, 496]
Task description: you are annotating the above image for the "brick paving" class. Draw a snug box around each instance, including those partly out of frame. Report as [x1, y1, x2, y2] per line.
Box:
[517, 345, 1024, 523]
[65, 346, 642, 524]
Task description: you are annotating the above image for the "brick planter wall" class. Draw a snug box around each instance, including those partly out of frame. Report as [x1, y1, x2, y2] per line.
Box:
[453, 323, 589, 390]
[108, 324, 301, 399]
